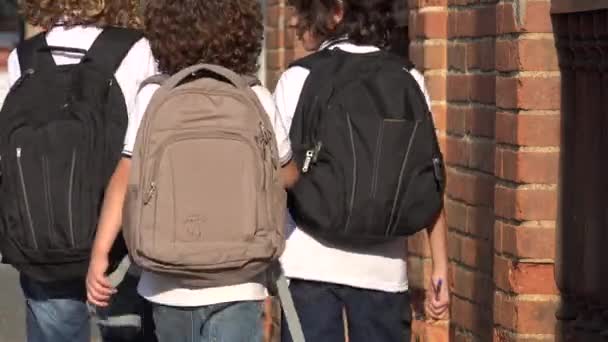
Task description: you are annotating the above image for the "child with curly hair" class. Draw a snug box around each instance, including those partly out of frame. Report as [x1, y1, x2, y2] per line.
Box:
[86, 1, 298, 341]
[4, 1, 157, 341]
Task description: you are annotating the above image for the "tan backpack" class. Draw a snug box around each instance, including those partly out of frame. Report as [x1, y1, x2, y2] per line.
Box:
[123, 64, 286, 287]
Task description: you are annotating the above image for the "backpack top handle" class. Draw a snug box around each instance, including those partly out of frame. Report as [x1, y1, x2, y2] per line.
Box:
[163, 64, 250, 91]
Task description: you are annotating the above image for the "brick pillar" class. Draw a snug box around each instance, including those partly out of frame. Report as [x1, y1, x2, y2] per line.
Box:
[409, 0, 561, 341]
[493, 0, 560, 340]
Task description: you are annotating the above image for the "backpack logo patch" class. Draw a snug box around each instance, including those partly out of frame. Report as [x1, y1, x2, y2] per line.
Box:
[184, 215, 204, 239]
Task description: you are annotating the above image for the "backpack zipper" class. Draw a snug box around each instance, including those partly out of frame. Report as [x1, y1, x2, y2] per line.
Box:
[68, 149, 76, 247]
[370, 122, 385, 199]
[258, 122, 273, 191]
[344, 114, 357, 232]
[42, 156, 55, 246]
[138, 90, 263, 175]
[16, 148, 38, 250]
[387, 122, 420, 233]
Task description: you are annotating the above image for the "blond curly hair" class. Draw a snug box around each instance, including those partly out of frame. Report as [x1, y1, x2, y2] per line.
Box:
[20, 0, 141, 30]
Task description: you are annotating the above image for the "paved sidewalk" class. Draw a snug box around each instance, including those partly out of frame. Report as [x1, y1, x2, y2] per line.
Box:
[0, 265, 25, 341]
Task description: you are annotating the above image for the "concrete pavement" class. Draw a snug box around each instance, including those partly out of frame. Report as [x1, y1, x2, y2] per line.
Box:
[0, 265, 25, 342]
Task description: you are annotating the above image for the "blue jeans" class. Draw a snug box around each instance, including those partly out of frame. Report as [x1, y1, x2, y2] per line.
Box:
[152, 301, 264, 342]
[20, 273, 155, 342]
[281, 280, 411, 342]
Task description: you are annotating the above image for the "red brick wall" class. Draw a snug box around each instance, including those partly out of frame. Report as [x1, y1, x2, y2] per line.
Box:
[265, 0, 306, 88]
[408, 0, 560, 341]
[264, 0, 561, 340]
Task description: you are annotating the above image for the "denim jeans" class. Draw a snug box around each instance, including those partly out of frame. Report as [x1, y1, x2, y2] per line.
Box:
[20, 273, 155, 342]
[152, 301, 264, 342]
[281, 279, 411, 342]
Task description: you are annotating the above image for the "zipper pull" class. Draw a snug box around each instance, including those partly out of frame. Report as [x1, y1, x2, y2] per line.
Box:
[258, 122, 268, 161]
[302, 150, 314, 173]
[16, 147, 22, 158]
[144, 182, 156, 205]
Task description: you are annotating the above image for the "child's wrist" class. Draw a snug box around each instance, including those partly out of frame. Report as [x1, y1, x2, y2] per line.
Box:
[432, 263, 448, 276]
[91, 246, 110, 259]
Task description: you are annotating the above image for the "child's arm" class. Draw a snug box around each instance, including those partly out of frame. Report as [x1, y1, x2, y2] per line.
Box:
[426, 209, 450, 319]
[86, 158, 131, 307]
[280, 160, 299, 189]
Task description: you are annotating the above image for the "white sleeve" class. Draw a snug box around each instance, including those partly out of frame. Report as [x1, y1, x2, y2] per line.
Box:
[7, 49, 21, 87]
[114, 38, 158, 119]
[409, 68, 431, 109]
[122, 84, 159, 156]
[272, 66, 310, 134]
[252, 86, 293, 165]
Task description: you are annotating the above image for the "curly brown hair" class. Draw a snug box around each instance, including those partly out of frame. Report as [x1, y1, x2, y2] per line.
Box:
[144, 0, 263, 75]
[20, 0, 141, 30]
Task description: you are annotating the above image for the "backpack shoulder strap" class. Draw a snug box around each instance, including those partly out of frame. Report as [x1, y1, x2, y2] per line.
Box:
[242, 74, 261, 88]
[288, 49, 334, 71]
[85, 27, 144, 75]
[288, 50, 343, 143]
[17, 32, 55, 72]
[380, 50, 416, 72]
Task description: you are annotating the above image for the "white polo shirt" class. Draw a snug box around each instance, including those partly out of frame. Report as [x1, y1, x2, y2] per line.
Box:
[127, 83, 293, 307]
[274, 42, 431, 293]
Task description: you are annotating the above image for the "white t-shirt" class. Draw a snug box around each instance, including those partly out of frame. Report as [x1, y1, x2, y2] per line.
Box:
[7, 25, 157, 119]
[127, 83, 293, 307]
[274, 42, 432, 293]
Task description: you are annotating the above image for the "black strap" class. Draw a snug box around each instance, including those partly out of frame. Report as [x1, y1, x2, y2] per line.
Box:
[17, 32, 55, 72]
[85, 27, 144, 76]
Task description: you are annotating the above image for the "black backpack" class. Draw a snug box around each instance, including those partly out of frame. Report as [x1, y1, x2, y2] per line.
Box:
[0, 27, 143, 282]
[288, 48, 446, 245]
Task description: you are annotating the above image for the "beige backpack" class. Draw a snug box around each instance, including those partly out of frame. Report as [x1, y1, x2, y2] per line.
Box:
[123, 64, 286, 287]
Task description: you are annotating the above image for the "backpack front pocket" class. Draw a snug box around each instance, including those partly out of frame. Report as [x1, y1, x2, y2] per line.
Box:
[139, 132, 262, 265]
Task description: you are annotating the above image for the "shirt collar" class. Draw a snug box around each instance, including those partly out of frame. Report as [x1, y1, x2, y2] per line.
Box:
[318, 36, 381, 53]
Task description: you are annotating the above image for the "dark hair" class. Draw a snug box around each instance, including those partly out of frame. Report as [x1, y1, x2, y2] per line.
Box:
[143, 0, 263, 75]
[287, 0, 395, 48]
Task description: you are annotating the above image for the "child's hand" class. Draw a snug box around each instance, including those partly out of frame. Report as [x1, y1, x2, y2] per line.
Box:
[426, 273, 450, 320]
[86, 252, 116, 307]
